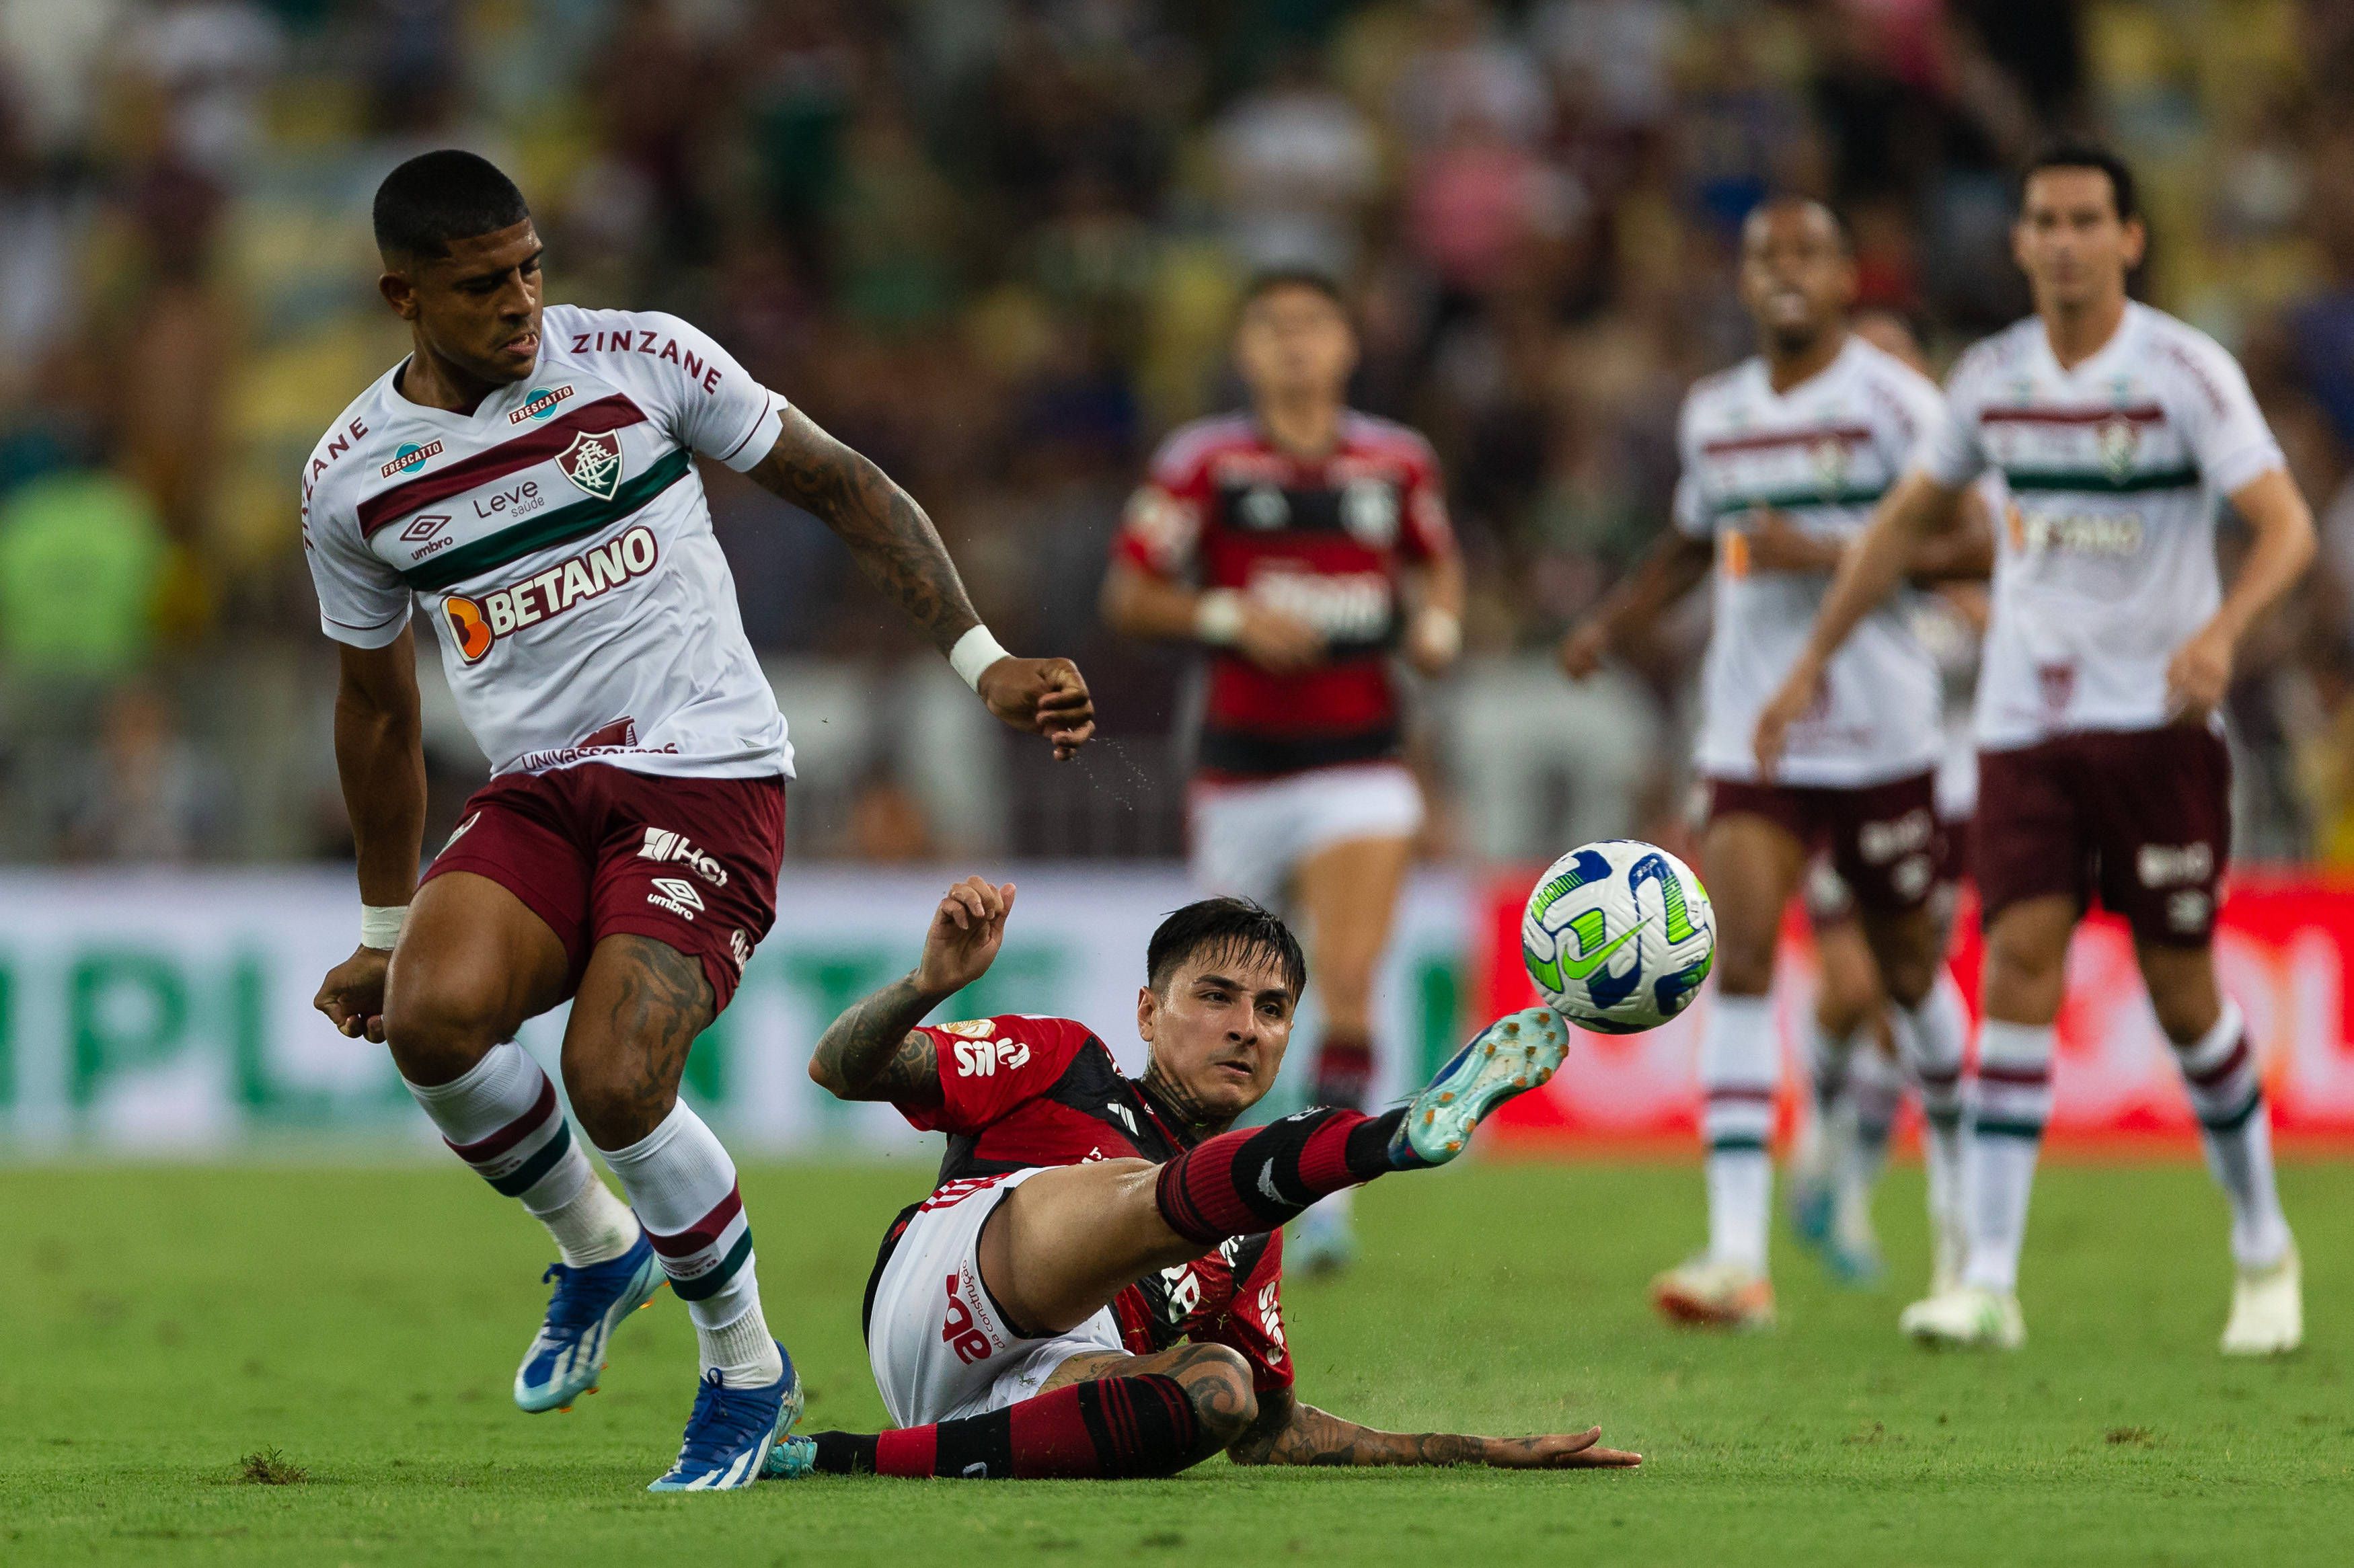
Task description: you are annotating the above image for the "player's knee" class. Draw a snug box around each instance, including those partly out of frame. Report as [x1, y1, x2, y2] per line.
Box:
[1174, 1344, 1258, 1448]
[560, 1054, 675, 1148]
[381, 966, 512, 1080]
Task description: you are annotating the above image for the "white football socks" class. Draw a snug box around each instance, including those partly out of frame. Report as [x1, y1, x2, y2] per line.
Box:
[2171, 1001, 2293, 1271]
[405, 1044, 638, 1265]
[1700, 993, 1777, 1273]
[1888, 974, 1971, 1277]
[1963, 1020, 2052, 1295]
[601, 1101, 784, 1386]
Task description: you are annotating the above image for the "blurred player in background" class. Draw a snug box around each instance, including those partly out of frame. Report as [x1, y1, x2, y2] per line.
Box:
[1757, 145, 2313, 1354]
[304, 152, 1094, 1489]
[771, 875, 1636, 1480]
[1102, 272, 1464, 1272]
[1560, 200, 1989, 1330]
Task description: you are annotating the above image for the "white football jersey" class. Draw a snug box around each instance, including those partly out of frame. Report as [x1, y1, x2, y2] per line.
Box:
[1918, 301, 2285, 749]
[302, 304, 792, 780]
[1675, 334, 1948, 786]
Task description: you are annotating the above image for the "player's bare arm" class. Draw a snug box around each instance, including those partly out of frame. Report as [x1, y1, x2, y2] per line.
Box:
[1752, 469, 1965, 773]
[749, 409, 1095, 758]
[806, 875, 1016, 1105]
[1744, 492, 1995, 582]
[313, 627, 428, 1044]
[1400, 546, 1466, 675]
[1228, 1388, 1639, 1470]
[1100, 556, 1328, 673]
[2166, 467, 2314, 720]
[1557, 526, 1713, 678]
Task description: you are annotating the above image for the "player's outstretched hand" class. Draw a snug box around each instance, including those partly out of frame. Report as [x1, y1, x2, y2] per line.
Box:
[1477, 1427, 1642, 1468]
[978, 656, 1096, 760]
[315, 946, 391, 1044]
[916, 876, 1016, 998]
[1752, 653, 1823, 777]
[2165, 621, 2234, 723]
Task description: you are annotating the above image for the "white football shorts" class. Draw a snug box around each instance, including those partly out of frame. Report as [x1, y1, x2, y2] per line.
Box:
[1187, 762, 1424, 906]
[866, 1167, 1125, 1428]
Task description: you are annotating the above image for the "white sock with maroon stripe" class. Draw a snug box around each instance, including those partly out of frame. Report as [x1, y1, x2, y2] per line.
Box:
[2171, 1001, 2293, 1271]
[1964, 1021, 2051, 1295]
[1888, 974, 1971, 1277]
[601, 1101, 784, 1386]
[1700, 994, 1776, 1273]
[404, 1044, 638, 1267]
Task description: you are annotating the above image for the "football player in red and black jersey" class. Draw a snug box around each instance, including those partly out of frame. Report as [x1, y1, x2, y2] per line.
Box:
[1102, 271, 1466, 1272]
[762, 877, 1637, 1481]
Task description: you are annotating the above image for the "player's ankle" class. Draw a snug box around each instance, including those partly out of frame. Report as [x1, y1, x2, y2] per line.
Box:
[698, 1303, 784, 1385]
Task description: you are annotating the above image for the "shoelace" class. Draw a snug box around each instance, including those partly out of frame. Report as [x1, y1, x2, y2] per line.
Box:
[539, 1261, 613, 1335]
[671, 1372, 772, 1471]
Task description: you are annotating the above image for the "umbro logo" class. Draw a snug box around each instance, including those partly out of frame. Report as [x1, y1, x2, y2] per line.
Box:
[646, 876, 704, 920]
[400, 512, 451, 543]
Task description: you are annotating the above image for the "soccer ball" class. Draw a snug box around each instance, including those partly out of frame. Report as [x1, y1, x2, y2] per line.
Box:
[1522, 840, 1715, 1035]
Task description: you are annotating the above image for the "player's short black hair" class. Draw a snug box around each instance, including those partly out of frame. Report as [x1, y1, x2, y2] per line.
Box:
[373, 149, 531, 260]
[1741, 194, 1851, 251]
[1146, 898, 1307, 998]
[2022, 141, 2138, 223]
[1239, 267, 1347, 312]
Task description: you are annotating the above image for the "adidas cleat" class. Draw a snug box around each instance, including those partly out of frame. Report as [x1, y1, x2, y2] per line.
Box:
[648, 1346, 802, 1492]
[1390, 1007, 1569, 1169]
[1650, 1256, 1776, 1330]
[515, 1234, 665, 1413]
[1899, 1286, 2024, 1350]
[2220, 1245, 2302, 1357]
[763, 1434, 818, 1479]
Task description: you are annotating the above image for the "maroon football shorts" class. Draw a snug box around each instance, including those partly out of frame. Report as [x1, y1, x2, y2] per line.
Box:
[1974, 724, 2230, 947]
[1707, 770, 1942, 915]
[421, 762, 786, 1011]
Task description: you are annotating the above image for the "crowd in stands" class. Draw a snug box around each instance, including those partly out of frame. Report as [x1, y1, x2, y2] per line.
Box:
[2, 0, 2353, 867]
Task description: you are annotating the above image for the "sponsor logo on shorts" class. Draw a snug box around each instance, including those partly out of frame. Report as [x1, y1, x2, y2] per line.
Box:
[443, 811, 480, 850]
[1858, 808, 1934, 866]
[2137, 842, 2213, 888]
[1890, 853, 1934, 902]
[508, 385, 576, 423]
[1157, 1263, 1203, 1322]
[950, 1037, 1030, 1077]
[639, 826, 728, 888]
[381, 440, 443, 478]
[1256, 1280, 1286, 1349]
[646, 875, 704, 920]
[2168, 889, 2212, 935]
[728, 929, 753, 971]
[941, 1267, 998, 1366]
[441, 524, 658, 664]
[556, 428, 625, 499]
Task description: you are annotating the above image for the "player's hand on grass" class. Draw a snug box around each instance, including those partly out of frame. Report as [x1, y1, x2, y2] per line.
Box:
[1753, 653, 1823, 777]
[978, 656, 1096, 760]
[315, 946, 391, 1044]
[1557, 617, 1611, 680]
[1474, 1427, 1642, 1468]
[1743, 507, 1844, 574]
[1235, 603, 1326, 673]
[916, 876, 1015, 997]
[2166, 621, 2234, 723]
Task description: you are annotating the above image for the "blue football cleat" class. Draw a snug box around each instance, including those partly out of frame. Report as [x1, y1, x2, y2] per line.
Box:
[514, 1234, 666, 1413]
[1389, 1007, 1570, 1169]
[648, 1345, 802, 1492]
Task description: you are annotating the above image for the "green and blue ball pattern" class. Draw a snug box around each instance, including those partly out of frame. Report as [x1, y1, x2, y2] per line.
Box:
[1522, 840, 1716, 1035]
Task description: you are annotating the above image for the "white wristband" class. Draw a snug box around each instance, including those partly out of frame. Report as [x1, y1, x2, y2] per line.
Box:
[1194, 588, 1246, 646]
[360, 904, 408, 952]
[1414, 606, 1462, 662]
[949, 625, 1012, 691]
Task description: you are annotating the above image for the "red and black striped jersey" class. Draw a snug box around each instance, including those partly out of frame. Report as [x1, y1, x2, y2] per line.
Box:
[1114, 411, 1454, 779]
[866, 1013, 1291, 1393]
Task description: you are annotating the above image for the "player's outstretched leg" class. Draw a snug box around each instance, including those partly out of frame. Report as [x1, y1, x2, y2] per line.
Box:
[769, 1344, 1250, 1481]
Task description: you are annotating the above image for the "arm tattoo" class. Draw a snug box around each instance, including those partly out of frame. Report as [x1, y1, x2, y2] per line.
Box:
[809, 971, 942, 1106]
[748, 408, 979, 653]
[1227, 1389, 1494, 1468]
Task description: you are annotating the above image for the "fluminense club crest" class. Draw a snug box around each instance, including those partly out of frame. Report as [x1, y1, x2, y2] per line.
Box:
[558, 429, 626, 500]
[2096, 414, 2139, 483]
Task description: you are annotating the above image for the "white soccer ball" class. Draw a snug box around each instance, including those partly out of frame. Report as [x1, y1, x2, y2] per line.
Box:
[1522, 840, 1716, 1035]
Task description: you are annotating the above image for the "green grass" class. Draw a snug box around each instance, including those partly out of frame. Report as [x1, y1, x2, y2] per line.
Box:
[3, 1158, 2349, 1566]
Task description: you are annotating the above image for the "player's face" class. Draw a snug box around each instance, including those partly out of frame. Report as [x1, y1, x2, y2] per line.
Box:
[1234, 285, 1357, 407]
[1737, 204, 1854, 353]
[2013, 168, 2143, 312]
[381, 217, 546, 386]
[1137, 948, 1297, 1122]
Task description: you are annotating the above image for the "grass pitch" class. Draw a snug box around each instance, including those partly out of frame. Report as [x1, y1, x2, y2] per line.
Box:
[3, 1157, 2349, 1567]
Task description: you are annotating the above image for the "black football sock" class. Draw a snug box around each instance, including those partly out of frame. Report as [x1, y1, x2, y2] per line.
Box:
[808, 1374, 1207, 1479]
[1152, 1105, 1406, 1246]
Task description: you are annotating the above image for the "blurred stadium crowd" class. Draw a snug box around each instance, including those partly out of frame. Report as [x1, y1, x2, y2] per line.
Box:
[3, 0, 2354, 869]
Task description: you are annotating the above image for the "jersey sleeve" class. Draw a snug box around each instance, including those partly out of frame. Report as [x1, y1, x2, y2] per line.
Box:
[1397, 432, 1456, 562]
[1669, 393, 1712, 539]
[1194, 1230, 1294, 1393]
[2166, 329, 2285, 496]
[897, 1015, 1096, 1135]
[302, 479, 412, 648]
[1913, 351, 1991, 489]
[1112, 434, 1212, 580]
[584, 310, 787, 473]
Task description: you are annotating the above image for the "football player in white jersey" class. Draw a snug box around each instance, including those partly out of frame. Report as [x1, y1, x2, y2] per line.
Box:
[1757, 145, 2313, 1354]
[1560, 200, 1989, 1329]
[303, 151, 1095, 1489]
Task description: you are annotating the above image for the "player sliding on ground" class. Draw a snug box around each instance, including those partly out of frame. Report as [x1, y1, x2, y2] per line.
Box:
[1755, 144, 2312, 1354]
[303, 151, 1094, 1490]
[1559, 199, 1991, 1329]
[769, 878, 1639, 1480]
